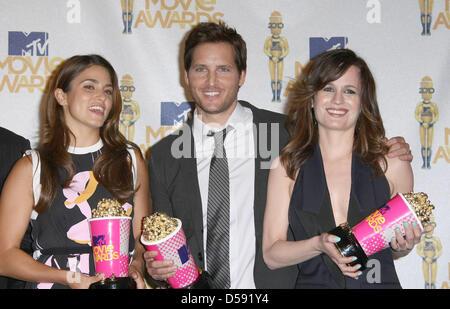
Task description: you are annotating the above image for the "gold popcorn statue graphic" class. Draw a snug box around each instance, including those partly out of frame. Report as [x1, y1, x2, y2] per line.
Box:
[119, 74, 140, 142]
[419, 0, 434, 35]
[416, 216, 442, 289]
[415, 76, 439, 169]
[121, 0, 134, 34]
[264, 11, 289, 102]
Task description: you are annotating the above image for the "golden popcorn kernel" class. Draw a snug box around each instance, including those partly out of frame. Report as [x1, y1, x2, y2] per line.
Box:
[142, 212, 179, 242]
[403, 192, 435, 224]
[92, 198, 126, 218]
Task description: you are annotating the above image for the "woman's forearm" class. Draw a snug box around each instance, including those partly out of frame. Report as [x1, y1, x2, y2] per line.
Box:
[0, 247, 69, 286]
[263, 236, 323, 270]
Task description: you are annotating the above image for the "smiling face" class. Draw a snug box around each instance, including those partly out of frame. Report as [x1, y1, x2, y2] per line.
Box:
[184, 42, 246, 126]
[313, 65, 362, 133]
[55, 65, 114, 136]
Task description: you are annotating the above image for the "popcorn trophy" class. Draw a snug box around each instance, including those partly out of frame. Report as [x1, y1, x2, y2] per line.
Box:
[88, 198, 136, 289]
[140, 213, 213, 289]
[329, 192, 435, 271]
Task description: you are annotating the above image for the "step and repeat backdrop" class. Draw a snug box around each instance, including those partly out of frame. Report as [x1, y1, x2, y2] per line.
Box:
[0, 0, 448, 289]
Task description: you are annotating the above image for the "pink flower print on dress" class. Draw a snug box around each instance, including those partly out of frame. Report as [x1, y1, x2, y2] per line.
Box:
[63, 171, 98, 245]
[67, 253, 90, 277]
[122, 202, 132, 216]
[37, 255, 61, 289]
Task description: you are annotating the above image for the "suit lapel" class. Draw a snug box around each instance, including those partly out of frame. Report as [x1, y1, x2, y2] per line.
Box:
[180, 119, 205, 260]
[250, 104, 269, 239]
[181, 157, 203, 227]
[239, 100, 284, 233]
[291, 144, 346, 288]
[348, 155, 377, 226]
[296, 145, 376, 233]
[294, 144, 333, 233]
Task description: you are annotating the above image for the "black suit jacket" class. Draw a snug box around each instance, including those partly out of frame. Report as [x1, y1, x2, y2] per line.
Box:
[148, 101, 297, 288]
[0, 127, 31, 289]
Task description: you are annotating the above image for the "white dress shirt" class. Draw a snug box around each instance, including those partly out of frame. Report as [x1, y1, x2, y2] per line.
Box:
[193, 102, 256, 289]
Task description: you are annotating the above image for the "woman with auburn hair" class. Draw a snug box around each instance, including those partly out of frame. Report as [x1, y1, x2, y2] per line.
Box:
[262, 49, 426, 288]
[0, 55, 149, 289]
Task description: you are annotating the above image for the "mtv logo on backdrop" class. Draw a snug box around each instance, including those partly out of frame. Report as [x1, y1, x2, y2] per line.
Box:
[309, 37, 348, 60]
[161, 102, 192, 127]
[8, 31, 49, 56]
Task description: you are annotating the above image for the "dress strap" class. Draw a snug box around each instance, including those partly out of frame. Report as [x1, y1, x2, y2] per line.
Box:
[25, 149, 41, 220]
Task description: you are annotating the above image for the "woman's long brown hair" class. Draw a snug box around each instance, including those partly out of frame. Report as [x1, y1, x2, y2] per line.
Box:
[36, 55, 140, 213]
[281, 49, 388, 180]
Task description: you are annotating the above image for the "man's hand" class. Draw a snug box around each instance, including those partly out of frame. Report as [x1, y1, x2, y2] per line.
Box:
[129, 262, 146, 289]
[385, 136, 412, 162]
[144, 250, 178, 281]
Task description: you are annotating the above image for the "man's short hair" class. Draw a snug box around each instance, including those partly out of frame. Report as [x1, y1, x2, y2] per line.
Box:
[184, 21, 247, 74]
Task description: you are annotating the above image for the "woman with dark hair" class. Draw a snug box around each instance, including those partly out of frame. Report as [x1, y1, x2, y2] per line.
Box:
[0, 55, 149, 289]
[262, 49, 425, 288]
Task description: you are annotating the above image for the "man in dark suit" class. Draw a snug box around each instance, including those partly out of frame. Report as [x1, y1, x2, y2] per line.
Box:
[147, 101, 296, 288]
[144, 22, 412, 289]
[0, 127, 31, 288]
[144, 22, 297, 289]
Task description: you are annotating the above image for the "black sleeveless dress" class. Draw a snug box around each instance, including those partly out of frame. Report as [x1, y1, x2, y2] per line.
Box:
[288, 144, 401, 289]
[25, 141, 135, 289]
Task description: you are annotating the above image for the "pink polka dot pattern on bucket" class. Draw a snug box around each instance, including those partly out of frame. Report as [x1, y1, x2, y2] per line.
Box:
[141, 219, 199, 289]
[353, 194, 421, 257]
[118, 218, 131, 277]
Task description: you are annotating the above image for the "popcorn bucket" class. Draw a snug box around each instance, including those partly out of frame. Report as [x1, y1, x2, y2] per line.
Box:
[89, 216, 132, 278]
[329, 192, 434, 270]
[352, 193, 423, 256]
[141, 218, 199, 289]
